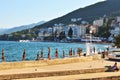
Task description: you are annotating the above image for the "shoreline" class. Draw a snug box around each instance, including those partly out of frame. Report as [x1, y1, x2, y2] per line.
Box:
[0, 55, 120, 80]
[0, 40, 113, 44]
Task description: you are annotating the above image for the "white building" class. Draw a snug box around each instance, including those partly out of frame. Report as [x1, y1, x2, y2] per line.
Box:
[47, 27, 53, 33]
[114, 27, 120, 36]
[117, 16, 120, 22]
[38, 24, 86, 40]
[53, 26, 63, 34]
[109, 22, 120, 42]
[64, 24, 86, 38]
[93, 19, 103, 26]
[38, 28, 52, 40]
[109, 27, 120, 42]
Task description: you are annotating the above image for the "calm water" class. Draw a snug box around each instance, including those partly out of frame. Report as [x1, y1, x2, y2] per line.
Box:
[0, 41, 110, 62]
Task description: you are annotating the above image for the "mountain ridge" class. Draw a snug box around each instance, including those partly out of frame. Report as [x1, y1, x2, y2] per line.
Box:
[34, 0, 120, 29]
[0, 21, 46, 35]
[1, 0, 120, 40]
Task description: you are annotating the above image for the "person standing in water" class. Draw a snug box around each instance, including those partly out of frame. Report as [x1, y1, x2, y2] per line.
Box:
[40, 48, 44, 60]
[77, 48, 82, 57]
[48, 47, 51, 60]
[69, 48, 72, 58]
[1, 49, 5, 61]
[73, 49, 75, 56]
[55, 48, 59, 58]
[36, 52, 40, 61]
[63, 50, 65, 58]
[22, 49, 26, 61]
[79, 48, 82, 56]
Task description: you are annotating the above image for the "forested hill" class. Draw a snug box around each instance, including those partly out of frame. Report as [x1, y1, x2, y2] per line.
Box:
[1, 0, 120, 41]
[35, 0, 120, 28]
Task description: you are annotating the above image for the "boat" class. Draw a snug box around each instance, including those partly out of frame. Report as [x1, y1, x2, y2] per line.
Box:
[81, 37, 102, 42]
[19, 40, 30, 42]
[108, 48, 120, 60]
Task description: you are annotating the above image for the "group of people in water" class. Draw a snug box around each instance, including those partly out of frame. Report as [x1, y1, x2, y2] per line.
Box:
[1, 47, 119, 71]
[0, 47, 114, 61]
[35, 47, 82, 60]
[1, 47, 83, 61]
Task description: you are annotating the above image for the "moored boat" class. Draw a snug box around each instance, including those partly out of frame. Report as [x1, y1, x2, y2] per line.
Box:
[19, 40, 30, 42]
[108, 48, 120, 60]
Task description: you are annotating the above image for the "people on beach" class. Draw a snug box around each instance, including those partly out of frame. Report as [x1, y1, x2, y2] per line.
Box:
[69, 48, 72, 58]
[48, 47, 51, 60]
[111, 62, 119, 72]
[63, 50, 65, 58]
[98, 48, 101, 54]
[55, 48, 59, 58]
[101, 51, 105, 58]
[93, 47, 95, 54]
[36, 52, 40, 61]
[1, 47, 86, 61]
[1, 49, 5, 61]
[80, 48, 82, 56]
[77, 48, 82, 57]
[22, 49, 26, 61]
[40, 48, 44, 60]
[104, 49, 108, 58]
[73, 49, 75, 56]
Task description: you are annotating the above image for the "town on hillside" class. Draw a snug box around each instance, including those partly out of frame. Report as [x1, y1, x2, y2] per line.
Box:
[37, 16, 120, 43]
[0, 15, 120, 43]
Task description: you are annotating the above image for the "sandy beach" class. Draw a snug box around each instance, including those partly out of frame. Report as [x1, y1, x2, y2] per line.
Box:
[0, 54, 120, 80]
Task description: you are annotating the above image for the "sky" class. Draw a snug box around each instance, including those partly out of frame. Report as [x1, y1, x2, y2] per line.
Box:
[0, 0, 105, 29]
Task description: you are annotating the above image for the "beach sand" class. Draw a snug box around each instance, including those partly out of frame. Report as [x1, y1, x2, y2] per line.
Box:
[0, 54, 120, 80]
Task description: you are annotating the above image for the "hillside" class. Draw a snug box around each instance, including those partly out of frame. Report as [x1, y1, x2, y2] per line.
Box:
[1, 0, 120, 41]
[34, 0, 120, 29]
[0, 21, 46, 35]
[0, 29, 8, 35]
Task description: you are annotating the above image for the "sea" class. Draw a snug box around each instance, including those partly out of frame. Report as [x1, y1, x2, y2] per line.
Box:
[0, 41, 110, 62]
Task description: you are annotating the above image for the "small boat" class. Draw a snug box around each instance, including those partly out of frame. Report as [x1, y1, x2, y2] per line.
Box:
[19, 40, 30, 42]
[108, 48, 120, 60]
[81, 37, 102, 42]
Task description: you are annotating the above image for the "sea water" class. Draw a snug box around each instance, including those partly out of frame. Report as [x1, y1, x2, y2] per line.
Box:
[0, 41, 109, 62]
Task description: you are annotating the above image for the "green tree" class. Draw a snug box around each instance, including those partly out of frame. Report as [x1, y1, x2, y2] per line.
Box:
[114, 34, 120, 48]
[54, 30, 58, 38]
[26, 34, 32, 40]
[68, 27, 73, 38]
[95, 20, 111, 38]
[95, 18, 114, 38]
[86, 27, 90, 34]
[59, 31, 66, 40]
[96, 26, 111, 38]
